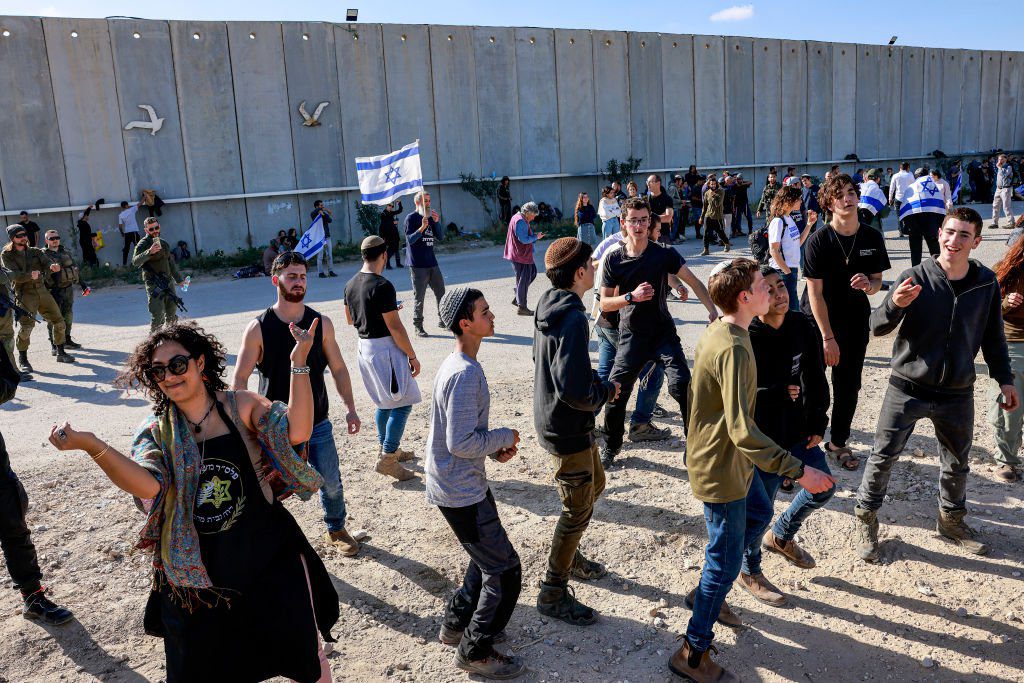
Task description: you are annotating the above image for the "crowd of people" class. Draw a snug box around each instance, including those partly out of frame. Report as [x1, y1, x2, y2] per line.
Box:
[0, 152, 1021, 682]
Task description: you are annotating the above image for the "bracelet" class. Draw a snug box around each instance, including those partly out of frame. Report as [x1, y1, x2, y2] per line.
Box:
[409, 356, 417, 361]
[90, 444, 110, 461]
[290, 366, 311, 375]
[823, 336, 834, 342]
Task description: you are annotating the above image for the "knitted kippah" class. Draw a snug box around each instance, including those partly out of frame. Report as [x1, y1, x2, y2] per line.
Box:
[544, 237, 583, 270]
[360, 235, 385, 250]
[438, 286, 472, 330]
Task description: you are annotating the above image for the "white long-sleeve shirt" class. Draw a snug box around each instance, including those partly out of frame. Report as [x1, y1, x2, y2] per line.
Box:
[598, 196, 621, 221]
[889, 170, 914, 203]
[932, 177, 952, 209]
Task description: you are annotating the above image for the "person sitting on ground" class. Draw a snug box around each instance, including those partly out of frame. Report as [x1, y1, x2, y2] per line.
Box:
[171, 241, 191, 263]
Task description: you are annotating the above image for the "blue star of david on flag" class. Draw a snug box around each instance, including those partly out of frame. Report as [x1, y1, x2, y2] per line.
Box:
[355, 140, 424, 206]
[919, 178, 939, 197]
[899, 176, 947, 219]
[383, 166, 402, 185]
[297, 214, 326, 260]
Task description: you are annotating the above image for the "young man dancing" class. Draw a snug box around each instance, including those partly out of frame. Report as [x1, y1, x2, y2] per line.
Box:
[672, 258, 834, 682]
[855, 207, 1018, 561]
[427, 287, 524, 680]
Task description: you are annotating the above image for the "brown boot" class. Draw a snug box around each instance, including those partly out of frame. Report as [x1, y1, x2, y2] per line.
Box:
[375, 452, 415, 481]
[762, 532, 816, 569]
[395, 447, 416, 463]
[996, 464, 1020, 483]
[737, 572, 786, 606]
[668, 641, 739, 682]
[937, 510, 989, 555]
[699, 248, 710, 256]
[854, 505, 881, 563]
[684, 587, 742, 628]
[325, 528, 360, 557]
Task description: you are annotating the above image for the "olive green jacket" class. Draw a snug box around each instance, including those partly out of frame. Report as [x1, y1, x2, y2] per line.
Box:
[1, 244, 54, 291]
[44, 245, 80, 289]
[701, 188, 725, 222]
[756, 182, 779, 215]
[132, 235, 182, 286]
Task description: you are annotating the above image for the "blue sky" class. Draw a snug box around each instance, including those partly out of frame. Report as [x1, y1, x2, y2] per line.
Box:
[1, 0, 1013, 50]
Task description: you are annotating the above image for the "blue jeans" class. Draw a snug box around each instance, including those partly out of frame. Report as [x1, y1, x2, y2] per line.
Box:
[743, 442, 835, 575]
[594, 325, 664, 425]
[375, 405, 413, 454]
[602, 217, 620, 240]
[781, 269, 800, 311]
[307, 419, 348, 532]
[686, 476, 773, 652]
[577, 223, 597, 247]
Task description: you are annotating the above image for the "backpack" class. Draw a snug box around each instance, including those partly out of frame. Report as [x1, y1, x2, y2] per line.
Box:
[749, 220, 771, 264]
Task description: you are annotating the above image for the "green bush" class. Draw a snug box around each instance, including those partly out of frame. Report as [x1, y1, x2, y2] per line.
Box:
[354, 202, 382, 237]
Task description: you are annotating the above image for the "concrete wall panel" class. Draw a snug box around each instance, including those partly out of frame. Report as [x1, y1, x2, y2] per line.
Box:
[855, 44, 880, 159]
[593, 31, 630, 170]
[381, 25, 439, 181]
[628, 32, 666, 169]
[429, 26, 481, 181]
[921, 48, 943, 153]
[724, 37, 754, 165]
[515, 28, 559, 175]
[661, 35, 696, 169]
[899, 47, 924, 157]
[753, 39, 781, 164]
[1015, 52, 1024, 149]
[979, 51, 1002, 151]
[283, 22, 345, 189]
[560, 177, 597, 226]
[997, 51, 1022, 149]
[554, 29, 597, 175]
[959, 51, 982, 153]
[806, 42, 832, 162]
[43, 18, 129, 208]
[939, 50, 963, 152]
[831, 43, 856, 160]
[0, 16, 68, 210]
[693, 36, 725, 166]
[473, 27, 521, 178]
[878, 47, 902, 157]
[781, 40, 808, 163]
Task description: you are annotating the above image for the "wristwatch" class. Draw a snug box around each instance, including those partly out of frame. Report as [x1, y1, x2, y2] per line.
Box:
[624, 292, 634, 304]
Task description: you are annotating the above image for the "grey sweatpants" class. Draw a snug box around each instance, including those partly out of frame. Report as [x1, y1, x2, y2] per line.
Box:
[410, 265, 445, 326]
[993, 187, 1014, 228]
[857, 381, 974, 513]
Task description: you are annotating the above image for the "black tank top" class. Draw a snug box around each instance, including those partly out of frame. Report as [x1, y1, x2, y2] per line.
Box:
[255, 306, 329, 425]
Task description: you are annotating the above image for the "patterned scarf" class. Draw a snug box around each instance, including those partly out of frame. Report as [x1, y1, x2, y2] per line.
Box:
[130, 396, 323, 601]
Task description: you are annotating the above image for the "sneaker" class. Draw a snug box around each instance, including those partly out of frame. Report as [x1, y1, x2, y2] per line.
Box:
[668, 641, 739, 683]
[736, 572, 787, 606]
[517, 306, 534, 316]
[599, 445, 618, 469]
[51, 345, 57, 357]
[536, 582, 597, 626]
[628, 422, 672, 442]
[328, 271, 338, 277]
[723, 241, 731, 252]
[438, 320, 447, 329]
[996, 464, 1020, 483]
[651, 403, 669, 418]
[23, 589, 73, 626]
[937, 510, 989, 555]
[683, 587, 742, 628]
[439, 623, 507, 646]
[570, 550, 607, 580]
[414, 325, 428, 338]
[324, 528, 360, 557]
[762, 532, 816, 569]
[854, 505, 881, 563]
[318, 272, 327, 278]
[699, 248, 709, 256]
[453, 649, 526, 680]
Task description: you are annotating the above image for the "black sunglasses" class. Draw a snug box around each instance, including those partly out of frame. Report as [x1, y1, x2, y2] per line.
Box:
[145, 354, 193, 383]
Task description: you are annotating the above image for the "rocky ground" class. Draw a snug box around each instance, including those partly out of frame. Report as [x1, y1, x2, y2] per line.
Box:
[1, 207, 1022, 682]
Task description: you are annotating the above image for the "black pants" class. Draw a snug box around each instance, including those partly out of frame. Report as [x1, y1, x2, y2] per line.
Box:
[438, 490, 522, 662]
[79, 236, 98, 267]
[603, 329, 690, 452]
[0, 432, 42, 597]
[702, 219, 730, 250]
[824, 323, 869, 448]
[905, 213, 941, 266]
[121, 231, 140, 266]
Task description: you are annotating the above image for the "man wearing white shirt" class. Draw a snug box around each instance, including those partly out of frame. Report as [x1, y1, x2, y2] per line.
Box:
[889, 162, 914, 237]
[993, 154, 1015, 229]
[930, 169, 953, 211]
[117, 199, 142, 267]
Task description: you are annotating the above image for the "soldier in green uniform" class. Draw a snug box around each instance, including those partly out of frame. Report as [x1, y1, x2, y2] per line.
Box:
[132, 217, 184, 331]
[0, 265, 30, 381]
[0, 225, 75, 372]
[42, 229, 88, 354]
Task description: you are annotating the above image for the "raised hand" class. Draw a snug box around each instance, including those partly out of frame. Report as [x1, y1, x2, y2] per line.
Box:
[891, 277, 922, 308]
[288, 317, 319, 364]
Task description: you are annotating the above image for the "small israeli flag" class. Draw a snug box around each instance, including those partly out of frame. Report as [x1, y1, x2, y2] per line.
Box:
[858, 181, 888, 216]
[950, 171, 962, 203]
[899, 176, 947, 219]
[355, 140, 424, 206]
[297, 214, 326, 260]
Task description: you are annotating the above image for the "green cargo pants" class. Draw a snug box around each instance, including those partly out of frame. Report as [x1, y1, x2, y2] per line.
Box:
[147, 287, 178, 332]
[47, 287, 74, 346]
[545, 443, 606, 586]
[0, 309, 14, 362]
[15, 285, 65, 351]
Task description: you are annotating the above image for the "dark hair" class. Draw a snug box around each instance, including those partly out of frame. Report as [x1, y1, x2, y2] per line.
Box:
[114, 321, 228, 416]
[817, 173, 859, 212]
[760, 264, 782, 279]
[500, 176, 510, 185]
[361, 243, 387, 262]
[313, 199, 323, 208]
[942, 206, 983, 237]
[271, 251, 308, 276]
[449, 288, 485, 336]
[709, 258, 760, 314]
[900, 161, 910, 170]
[120, 201, 129, 209]
[18, 211, 28, 217]
[601, 185, 614, 198]
[770, 185, 802, 218]
[546, 241, 594, 290]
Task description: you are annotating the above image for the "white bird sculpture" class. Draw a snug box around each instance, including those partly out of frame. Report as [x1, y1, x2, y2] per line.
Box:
[298, 100, 330, 127]
[123, 105, 164, 136]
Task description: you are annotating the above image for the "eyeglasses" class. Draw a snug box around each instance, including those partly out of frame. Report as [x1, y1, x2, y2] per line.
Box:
[625, 217, 651, 226]
[46, 236, 60, 241]
[144, 354, 192, 383]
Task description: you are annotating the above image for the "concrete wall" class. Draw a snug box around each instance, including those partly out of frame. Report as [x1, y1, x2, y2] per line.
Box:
[1, 16, 1022, 257]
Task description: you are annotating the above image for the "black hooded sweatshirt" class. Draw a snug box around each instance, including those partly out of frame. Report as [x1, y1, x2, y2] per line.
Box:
[533, 287, 615, 455]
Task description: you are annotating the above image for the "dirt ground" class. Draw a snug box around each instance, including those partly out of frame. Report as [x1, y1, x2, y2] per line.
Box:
[1, 206, 1022, 683]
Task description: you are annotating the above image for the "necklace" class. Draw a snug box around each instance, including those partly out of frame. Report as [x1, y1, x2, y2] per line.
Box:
[830, 226, 858, 266]
[185, 399, 216, 434]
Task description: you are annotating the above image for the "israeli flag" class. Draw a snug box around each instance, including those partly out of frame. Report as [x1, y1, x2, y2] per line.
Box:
[858, 181, 887, 216]
[898, 176, 947, 219]
[297, 214, 327, 260]
[950, 171, 962, 203]
[355, 140, 424, 206]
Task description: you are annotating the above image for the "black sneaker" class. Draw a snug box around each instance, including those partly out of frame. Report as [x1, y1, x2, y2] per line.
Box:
[600, 445, 618, 469]
[414, 325, 428, 338]
[536, 582, 597, 626]
[23, 589, 73, 626]
[328, 271, 338, 277]
[652, 403, 669, 418]
[318, 272, 327, 279]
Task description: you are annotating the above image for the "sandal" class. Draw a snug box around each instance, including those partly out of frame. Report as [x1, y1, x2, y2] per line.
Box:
[827, 443, 860, 471]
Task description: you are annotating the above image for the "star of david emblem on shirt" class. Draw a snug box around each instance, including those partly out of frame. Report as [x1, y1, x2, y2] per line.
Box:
[383, 166, 402, 185]
[300, 233, 313, 249]
[919, 178, 939, 197]
[197, 476, 232, 509]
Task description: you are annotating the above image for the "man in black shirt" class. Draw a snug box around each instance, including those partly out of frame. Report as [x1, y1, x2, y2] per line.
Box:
[232, 251, 362, 555]
[17, 212, 40, 248]
[599, 197, 718, 467]
[802, 174, 890, 471]
[310, 200, 337, 278]
[646, 175, 674, 245]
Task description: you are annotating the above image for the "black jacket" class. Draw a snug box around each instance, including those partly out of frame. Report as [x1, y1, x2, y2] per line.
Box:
[871, 257, 1013, 394]
[533, 288, 614, 455]
[749, 312, 829, 448]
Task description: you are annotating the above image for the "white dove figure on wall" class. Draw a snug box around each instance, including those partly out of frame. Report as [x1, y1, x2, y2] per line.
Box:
[298, 100, 330, 127]
[123, 105, 164, 136]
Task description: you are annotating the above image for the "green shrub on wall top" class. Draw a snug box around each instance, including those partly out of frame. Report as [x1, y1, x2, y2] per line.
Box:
[602, 156, 643, 186]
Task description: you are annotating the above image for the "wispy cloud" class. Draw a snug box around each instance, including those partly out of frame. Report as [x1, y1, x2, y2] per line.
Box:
[709, 4, 754, 22]
[38, 5, 60, 16]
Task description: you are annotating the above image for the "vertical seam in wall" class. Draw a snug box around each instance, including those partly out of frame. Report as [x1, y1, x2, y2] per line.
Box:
[514, 30, 527, 180]
[279, 22, 300, 228]
[224, 22, 253, 248]
[426, 26, 441, 188]
[39, 18, 73, 232]
[166, 20, 200, 252]
[107, 19, 135, 202]
[591, 32, 600, 176]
